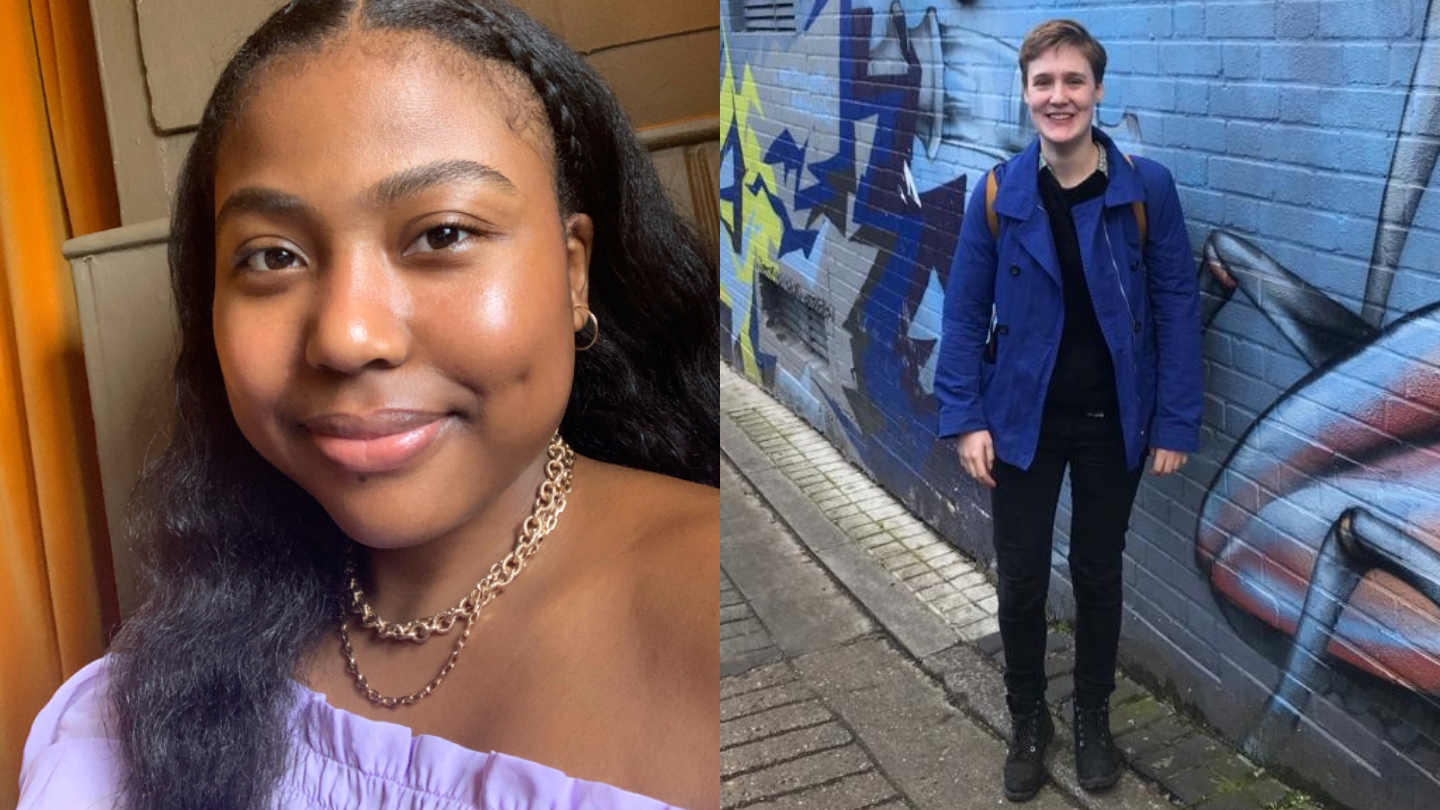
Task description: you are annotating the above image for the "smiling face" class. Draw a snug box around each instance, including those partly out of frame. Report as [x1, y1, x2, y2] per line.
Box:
[1023, 44, 1104, 151]
[211, 33, 592, 548]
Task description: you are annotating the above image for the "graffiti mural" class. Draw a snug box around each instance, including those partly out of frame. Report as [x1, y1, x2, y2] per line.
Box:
[724, 0, 1440, 806]
[1196, 0, 1440, 766]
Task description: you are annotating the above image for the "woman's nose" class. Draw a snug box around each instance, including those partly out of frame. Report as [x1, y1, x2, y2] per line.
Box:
[304, 250, 410, 374]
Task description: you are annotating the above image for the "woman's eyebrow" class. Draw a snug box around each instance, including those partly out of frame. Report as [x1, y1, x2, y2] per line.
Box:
[369, 159, 519, 206]
[215, 187, 313, 229]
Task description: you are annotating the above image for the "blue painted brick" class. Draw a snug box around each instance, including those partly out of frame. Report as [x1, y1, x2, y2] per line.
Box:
[1206, 2, 1277, 39]
[1209, 361, 1284, 414]
[1168, 148, 1210, 186]
[1299, 130, 1395, 178]
[1211, 83, 1281, 120]
[1173, 3, 1206, 37]
[1233, 340, 1267, 378]
[1164, 114, 1227, 151]
[1167, 42, 1224, 76]
[1277, 0, 1321, 39]
[1175, 79, 1211, 114]
[1343, 44, 1397, 86]
[1261, 42, 1345, 84]
[1209, 156, 1282, 199]
[1219, 195, 1265, 232]
[1223, 120, 1270, 159]
[1222, 44, 1261, 80]
[1107, 41, 1161, 76]
[1317, 0, 1415, 39]
[1094, 5, 1174, 39]
[1115, 76, 1177, 114]
[1389, 42, 1423, 85]
[1183, 187, 1228, 227]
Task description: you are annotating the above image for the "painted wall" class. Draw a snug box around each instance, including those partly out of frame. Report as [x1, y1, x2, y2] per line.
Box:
[720, 1, 1440, 807]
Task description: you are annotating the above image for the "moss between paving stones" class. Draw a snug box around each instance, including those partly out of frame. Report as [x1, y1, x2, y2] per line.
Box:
[1116, 714, 1192, 759]
[1129, 737, 1204, 783]
[1164, 764, 1228, 806]
[1111, 695, 1170, 732]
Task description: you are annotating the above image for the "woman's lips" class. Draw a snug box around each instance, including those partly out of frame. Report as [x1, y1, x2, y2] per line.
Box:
[303, 411, 450, 474]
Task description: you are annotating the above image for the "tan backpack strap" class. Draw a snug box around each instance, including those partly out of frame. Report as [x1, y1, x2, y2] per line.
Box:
[1122, 154, 1148, 245]
[985, 168, 999, 239]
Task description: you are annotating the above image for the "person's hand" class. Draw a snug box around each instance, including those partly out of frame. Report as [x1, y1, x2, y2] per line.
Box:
[1151, 448, 1187, 475]
[957, 430, 996, 488]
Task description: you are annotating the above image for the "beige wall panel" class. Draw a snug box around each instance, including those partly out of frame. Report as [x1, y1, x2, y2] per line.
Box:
[64, 221, 177, 619]
[685, 139, 720, 256]
[90, 0, 172, 223]
[553, 0, 713, 54]
[586, 29, 720, 130]
[135, 0, 285, 132]
[649, 146, 695, 225]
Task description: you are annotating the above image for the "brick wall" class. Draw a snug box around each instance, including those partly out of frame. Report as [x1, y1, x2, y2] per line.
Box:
[720, 1, 1440, 807]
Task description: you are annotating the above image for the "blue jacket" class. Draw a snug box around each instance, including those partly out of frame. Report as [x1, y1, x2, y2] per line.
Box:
[935, 129, 1202, 470]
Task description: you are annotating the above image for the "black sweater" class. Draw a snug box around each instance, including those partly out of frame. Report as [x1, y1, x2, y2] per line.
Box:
[1036, 166, 1119, 415]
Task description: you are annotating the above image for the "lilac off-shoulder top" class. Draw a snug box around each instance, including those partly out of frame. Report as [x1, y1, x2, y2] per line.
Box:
[20, 657, 679, 809]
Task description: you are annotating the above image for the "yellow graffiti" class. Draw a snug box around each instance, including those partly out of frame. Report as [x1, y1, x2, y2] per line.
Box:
[721, 28, 785, 383]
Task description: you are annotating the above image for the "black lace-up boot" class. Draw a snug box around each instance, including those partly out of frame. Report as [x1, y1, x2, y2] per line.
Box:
[1073, 701, 1122, 790]
[1003, 703, 1054, 801]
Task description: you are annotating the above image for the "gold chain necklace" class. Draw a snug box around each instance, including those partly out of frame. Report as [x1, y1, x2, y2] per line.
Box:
[338, 432, 575, 708]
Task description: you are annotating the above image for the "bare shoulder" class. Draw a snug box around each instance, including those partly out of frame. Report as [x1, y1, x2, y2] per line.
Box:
[580, 458, 718, 556]
[570, 457, 719, 808]
[571, 456, 717, 635]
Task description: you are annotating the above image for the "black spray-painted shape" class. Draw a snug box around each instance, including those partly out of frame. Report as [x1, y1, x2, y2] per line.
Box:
[1200, 231, 1376, 363]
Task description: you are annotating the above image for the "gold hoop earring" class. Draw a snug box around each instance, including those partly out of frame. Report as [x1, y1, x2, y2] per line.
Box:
[575, 306, 599, 351]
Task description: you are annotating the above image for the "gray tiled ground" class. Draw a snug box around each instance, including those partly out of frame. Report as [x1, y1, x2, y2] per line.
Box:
[721, 365, 1001, 643]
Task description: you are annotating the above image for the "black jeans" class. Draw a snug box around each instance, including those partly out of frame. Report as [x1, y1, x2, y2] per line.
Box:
[991, 409, 1144, 713]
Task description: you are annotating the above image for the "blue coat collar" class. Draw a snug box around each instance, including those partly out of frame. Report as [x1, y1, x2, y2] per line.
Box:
[991, 128, 1144, 222]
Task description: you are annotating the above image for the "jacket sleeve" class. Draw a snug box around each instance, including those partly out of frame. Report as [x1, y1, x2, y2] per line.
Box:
[1142, 163, 1203, 453]
[935, 173, 998, 439]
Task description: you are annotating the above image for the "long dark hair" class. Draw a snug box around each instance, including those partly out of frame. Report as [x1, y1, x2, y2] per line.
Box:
[108, 2, 718, 807]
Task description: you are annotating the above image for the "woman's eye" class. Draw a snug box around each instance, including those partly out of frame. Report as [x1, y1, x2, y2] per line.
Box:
[241, 247, 303, 272]
[406, 224, 474, 254]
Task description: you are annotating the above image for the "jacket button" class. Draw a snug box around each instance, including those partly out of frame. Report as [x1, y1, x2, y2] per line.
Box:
[1133, 321, 1142, 333]
[997, 324, 1010, 336]
[1131, 259, 1141, 272]
[1010, 265, 1021, 276]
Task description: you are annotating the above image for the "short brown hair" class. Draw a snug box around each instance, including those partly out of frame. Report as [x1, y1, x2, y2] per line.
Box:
[1019, 19, 1107, 85]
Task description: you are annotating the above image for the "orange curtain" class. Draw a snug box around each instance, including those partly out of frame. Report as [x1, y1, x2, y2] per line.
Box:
[0, 0, 121, 804]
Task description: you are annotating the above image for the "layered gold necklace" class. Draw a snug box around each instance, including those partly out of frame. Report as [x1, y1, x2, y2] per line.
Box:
[339, 432, 576, 708]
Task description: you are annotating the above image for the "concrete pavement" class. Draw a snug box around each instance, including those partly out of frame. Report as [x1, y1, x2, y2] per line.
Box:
[722, 459, 1080, 809]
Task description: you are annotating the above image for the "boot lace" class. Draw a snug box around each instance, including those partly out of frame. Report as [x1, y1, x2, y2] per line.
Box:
[1074, 703, 1114, 750]
[1011, 709, 1048, 757]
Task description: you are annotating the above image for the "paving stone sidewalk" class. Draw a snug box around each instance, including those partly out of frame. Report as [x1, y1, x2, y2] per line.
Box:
[722, 458, 1079, 810]
[720, 363, 1326, 810]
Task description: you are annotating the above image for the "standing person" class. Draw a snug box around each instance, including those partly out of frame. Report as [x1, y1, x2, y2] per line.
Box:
[935, 19, 1202, 803]
[18, 1, 719, 808]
